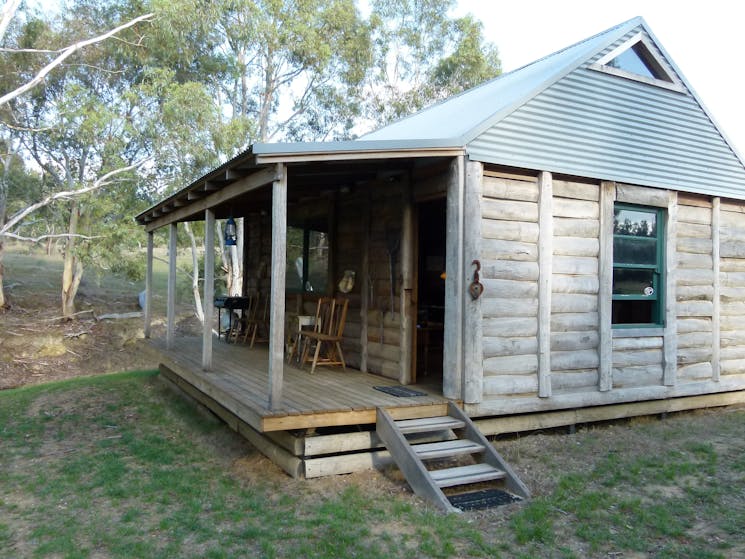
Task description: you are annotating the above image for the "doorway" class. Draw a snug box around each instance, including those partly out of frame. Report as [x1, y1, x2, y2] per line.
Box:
[415, 197, 446, 385]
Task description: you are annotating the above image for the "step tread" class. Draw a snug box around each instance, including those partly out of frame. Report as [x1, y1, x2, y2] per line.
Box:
[395, 416, 465, 434]
[430, 463, 506, 488]
[413, 439, 484, 459]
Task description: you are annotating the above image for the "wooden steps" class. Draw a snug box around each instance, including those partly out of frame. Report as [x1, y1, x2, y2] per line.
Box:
[430, 463, 506, 488]
[376, 402, 530, 513]
[396, 416, 466, 434]
[413, 439, 484, 460]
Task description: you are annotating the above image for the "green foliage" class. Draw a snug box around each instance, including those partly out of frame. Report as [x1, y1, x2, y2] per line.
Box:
[366, 0, 501, 125]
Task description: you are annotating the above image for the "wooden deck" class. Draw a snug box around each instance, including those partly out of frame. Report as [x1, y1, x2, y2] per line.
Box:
[152, 337, 449, 433]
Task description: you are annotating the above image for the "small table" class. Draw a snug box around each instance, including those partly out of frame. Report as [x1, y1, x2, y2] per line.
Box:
[214, 296, 252, 341]
[288, 314, 316, 362]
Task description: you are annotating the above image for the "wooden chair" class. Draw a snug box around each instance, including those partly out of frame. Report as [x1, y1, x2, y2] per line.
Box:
[240, 291, 269, 347]
[300, 297, 349, 374]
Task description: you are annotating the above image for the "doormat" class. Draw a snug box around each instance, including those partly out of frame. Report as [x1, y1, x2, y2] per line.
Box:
[448, 489, 521, 511]
[373, 385, 428, 397]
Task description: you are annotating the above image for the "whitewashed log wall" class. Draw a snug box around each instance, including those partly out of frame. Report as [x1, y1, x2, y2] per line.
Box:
[480, 173, 541, 397]
[675, 194, 714, 383]
[550, 179, 601, 392]
[472, 165, 745, 417]
[719, 200, 745, 382]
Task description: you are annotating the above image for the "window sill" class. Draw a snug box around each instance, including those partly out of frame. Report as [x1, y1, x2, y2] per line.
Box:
[612, 327, 664, 338]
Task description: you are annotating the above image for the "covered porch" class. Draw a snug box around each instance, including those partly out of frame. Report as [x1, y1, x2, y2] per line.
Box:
[136, 141, 472, 419]
[155, 337, 448, 433]
[137, 142, 466, 416]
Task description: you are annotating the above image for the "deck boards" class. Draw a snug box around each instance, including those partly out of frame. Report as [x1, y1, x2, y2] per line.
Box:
[152, 337, 447, 432]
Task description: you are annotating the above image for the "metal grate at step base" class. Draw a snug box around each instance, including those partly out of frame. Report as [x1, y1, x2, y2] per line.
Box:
[373, 385, 428, 397]
[448, 489, 522, 511]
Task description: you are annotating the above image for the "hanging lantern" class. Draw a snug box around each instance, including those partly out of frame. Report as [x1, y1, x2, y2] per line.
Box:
[224, 216, 237, 246]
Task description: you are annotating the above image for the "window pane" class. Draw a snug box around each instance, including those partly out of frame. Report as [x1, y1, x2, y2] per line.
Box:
[613, 268, 656, 296]
[614, 209, 657, 237]
[306, 230, 328, 293]
[614, 236, 657, 265]
[286, 226, 304, 291]
[612, 300, 655, 325]
[608, 46, 658, 79]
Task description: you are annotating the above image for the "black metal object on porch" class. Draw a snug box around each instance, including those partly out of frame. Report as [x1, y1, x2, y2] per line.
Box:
[214, 296, 252, 340]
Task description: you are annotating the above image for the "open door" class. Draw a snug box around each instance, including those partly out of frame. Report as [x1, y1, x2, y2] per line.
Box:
[414, 197, 447, 387]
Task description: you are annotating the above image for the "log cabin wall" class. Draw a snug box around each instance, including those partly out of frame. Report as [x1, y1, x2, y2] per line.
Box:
[471, 164, 745, 417]
[550, 178, 601, 392]
[479, 170, 541, 398]
[675, 194, 714, 383]
[718, 200, 745, 384]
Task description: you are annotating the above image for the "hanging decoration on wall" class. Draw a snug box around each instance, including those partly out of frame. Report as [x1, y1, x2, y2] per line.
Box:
[469, 260, 484, 300]
[338, 270, 356, 293]
[224, 216, 237, 246]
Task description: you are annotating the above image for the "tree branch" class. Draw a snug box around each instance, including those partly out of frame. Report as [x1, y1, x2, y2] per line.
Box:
[0, 0, 22, 44]
[0, 158, 149, 235]
[3, 232, 103, 242]
[0, 12, 154, 107]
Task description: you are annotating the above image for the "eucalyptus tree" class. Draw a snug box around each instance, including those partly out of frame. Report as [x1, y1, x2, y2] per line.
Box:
[365, 0, 501, 125]
[1, 1, 153, 316]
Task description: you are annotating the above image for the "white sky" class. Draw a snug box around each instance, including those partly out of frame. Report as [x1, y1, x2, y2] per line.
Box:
[453, 0, 745, 157]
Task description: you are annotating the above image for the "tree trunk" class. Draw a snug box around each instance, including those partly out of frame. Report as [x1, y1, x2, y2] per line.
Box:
[0, 151, 9, 309]
[183, 222, 204, 324]
[219, 218, 243, 297]
[61, 201, 83, 319]
[0, 239, 6, 309]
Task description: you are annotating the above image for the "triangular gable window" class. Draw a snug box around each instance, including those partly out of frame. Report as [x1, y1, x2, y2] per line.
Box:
[590, 33, 684, 92]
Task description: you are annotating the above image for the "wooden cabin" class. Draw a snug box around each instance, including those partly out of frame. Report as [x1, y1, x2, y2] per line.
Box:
[136, 17, 745, 501]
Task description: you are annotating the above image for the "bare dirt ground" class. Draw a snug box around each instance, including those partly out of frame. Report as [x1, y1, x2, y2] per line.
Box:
[0, 249, 190, 390]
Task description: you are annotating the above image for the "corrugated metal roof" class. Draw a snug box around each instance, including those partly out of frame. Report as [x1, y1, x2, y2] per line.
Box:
[467, 24, 745, 198]
[361, 17, 642, 145]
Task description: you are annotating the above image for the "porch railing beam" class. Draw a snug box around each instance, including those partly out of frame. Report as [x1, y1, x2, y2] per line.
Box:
[166, 222, 177, 349]
[145, 166, 280, 232]
[268, 163, 287, 410]
[202, 209, 215, 370]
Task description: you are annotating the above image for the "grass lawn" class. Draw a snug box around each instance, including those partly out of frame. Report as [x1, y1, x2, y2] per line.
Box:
[1, 371, 745, 558]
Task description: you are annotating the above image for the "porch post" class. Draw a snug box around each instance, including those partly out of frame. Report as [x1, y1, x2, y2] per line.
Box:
[268, 164, 287, 409]
[399, 181, 414, 384]
[463, 160, 484, 404]
[166, 222, 177, 349]
[443, 155, 465, 400]
[144, 230, 153, 339]
[359, 189, 371, 373]
[202, 209, 215, 370]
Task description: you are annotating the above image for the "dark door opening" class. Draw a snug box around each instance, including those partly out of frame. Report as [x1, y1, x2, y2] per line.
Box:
[415, 198, 446, 385]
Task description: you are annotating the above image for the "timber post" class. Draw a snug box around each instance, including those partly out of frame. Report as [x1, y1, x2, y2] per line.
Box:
[399, 178, 414, 384]
[537, 171, 553, 398]
[166, 222, 177, 349]
[463, 160, 483, 403]
[712, 197, 721, 382]
[444, 155, 465, 400]
[202, 209, 215, 370]
[598, 181, 615, 391]
[144, 230, 153, 339]
[268, 163, 287, 410]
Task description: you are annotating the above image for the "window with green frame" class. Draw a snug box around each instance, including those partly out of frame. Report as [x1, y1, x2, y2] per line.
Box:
[612, 204, 665, 326]
[285, 223, 329, 293]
